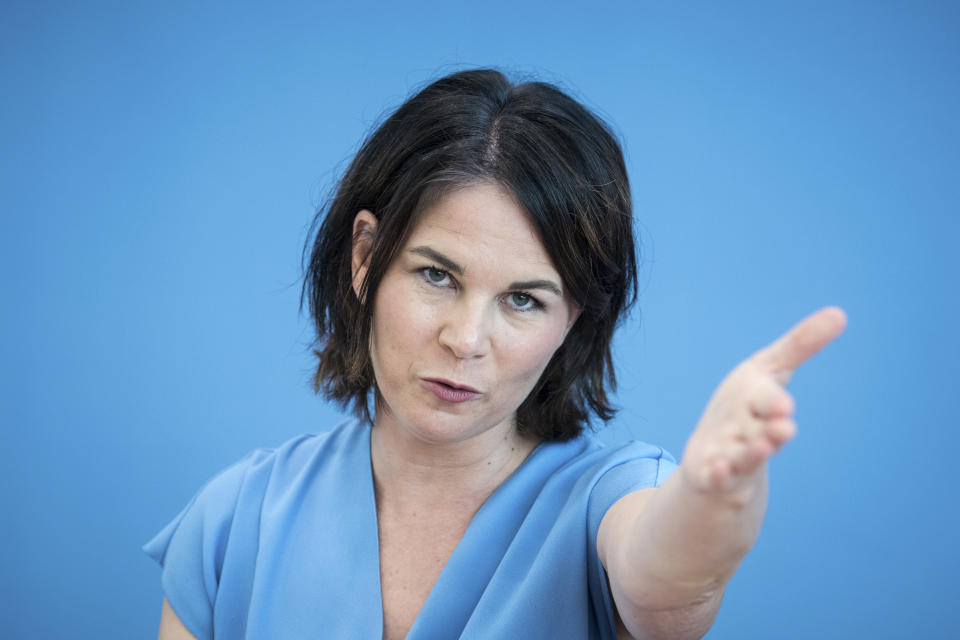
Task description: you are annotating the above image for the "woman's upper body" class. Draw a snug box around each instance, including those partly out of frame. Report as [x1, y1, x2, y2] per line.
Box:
[146, 416, 676, 640]
[148, 68, 846, 639]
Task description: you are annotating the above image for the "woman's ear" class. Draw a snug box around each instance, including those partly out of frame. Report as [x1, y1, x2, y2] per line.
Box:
[564, 304, 582, 337]
[351, 210, 379, 301]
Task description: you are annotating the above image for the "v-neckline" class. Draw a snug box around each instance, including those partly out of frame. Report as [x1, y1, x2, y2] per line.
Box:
[362, 425, 548, 640]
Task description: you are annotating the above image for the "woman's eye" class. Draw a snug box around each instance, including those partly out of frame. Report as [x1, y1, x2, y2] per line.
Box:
[423, 267, 450, 286]
[507, 292, 539, 311]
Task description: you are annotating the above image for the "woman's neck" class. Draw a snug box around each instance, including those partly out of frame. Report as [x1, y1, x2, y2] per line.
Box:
[369, 413, 541, 511]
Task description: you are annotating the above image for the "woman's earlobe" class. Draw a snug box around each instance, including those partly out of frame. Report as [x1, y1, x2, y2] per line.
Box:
[351, 210, 379, 301]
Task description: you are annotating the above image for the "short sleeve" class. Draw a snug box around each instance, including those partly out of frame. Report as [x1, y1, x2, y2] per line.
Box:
[585, 442, 678, 638]
[142, 451, 263, 640]
[587, 445, 676, 530]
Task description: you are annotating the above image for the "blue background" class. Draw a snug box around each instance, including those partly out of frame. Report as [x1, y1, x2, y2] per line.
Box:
[2, 1, 957, 638]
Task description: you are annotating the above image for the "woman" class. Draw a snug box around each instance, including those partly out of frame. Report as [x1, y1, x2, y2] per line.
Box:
[145, 69, 846, 639]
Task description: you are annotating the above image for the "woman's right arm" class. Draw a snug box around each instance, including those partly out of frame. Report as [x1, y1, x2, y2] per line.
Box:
[158, 598, 199, 640]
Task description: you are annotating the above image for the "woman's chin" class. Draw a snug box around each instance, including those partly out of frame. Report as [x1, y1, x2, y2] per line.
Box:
[379, 405, 514, 448]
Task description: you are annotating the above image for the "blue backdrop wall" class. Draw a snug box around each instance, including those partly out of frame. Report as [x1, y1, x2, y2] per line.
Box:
[2, 1, 957, 638]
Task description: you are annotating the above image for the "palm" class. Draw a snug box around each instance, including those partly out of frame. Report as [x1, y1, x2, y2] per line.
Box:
[681, 307, 848, 496]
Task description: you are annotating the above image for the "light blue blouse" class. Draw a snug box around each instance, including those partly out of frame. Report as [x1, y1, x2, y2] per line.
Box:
[144, 418, 676, 639]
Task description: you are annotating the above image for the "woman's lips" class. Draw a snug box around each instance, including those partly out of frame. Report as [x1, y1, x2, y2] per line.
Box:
[422, 378, 481, 403]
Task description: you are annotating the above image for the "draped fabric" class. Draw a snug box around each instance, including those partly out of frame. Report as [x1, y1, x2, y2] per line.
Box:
[144, 418, 675, 639]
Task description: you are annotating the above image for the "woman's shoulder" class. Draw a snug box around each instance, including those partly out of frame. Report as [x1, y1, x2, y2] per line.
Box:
[557, 431, 678, 532]
[555, 429, 676, 484]
[143, 418, 367, 564]
[142, 421, 371, 638]
[505, 430, 676, 531]
[208, 417, 368, 502]
[257, 416, 367, 472]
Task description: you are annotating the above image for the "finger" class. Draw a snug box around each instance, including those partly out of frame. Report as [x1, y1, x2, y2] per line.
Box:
[764, 417, 797, 448]
[747, 437, 775, 462]
[722, 439, 753, 473]
[756, 306, 847, 381]
[709, 457, 733, 488]
[730, 438, 774, 474]
[748, 377, 795, 419]
[721, 439, 750, 464]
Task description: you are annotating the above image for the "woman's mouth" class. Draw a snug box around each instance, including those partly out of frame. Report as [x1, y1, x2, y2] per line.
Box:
[422, 378, 481, 403]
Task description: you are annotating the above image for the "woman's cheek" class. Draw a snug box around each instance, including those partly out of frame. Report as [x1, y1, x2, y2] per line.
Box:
[503, 323, 566, 385]
[379, 296, 446, 374]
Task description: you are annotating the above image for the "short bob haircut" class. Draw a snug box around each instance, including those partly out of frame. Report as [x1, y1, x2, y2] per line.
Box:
[302, 68, 636, 441]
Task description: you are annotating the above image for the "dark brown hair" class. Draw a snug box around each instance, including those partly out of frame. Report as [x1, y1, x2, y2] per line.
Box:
[302, 68, 636, 441]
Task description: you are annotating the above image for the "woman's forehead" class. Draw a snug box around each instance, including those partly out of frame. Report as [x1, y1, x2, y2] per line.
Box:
[403, 183, 560, 278]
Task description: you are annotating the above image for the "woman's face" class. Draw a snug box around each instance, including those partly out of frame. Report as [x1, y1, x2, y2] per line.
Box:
[352, 183, 580, 446]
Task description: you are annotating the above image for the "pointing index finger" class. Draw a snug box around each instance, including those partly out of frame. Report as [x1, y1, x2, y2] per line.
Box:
[757, 306, 848, 383]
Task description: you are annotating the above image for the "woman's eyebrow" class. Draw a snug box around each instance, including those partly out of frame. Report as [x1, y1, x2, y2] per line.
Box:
[408, 246, 464, 275]
[508, 280, 563, 297]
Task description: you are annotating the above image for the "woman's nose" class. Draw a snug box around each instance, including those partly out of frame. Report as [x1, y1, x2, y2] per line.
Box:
[438, 298, 492, 359]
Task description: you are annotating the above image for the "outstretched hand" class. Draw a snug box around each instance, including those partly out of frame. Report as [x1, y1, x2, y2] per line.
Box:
[681, 306, 848, 499]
